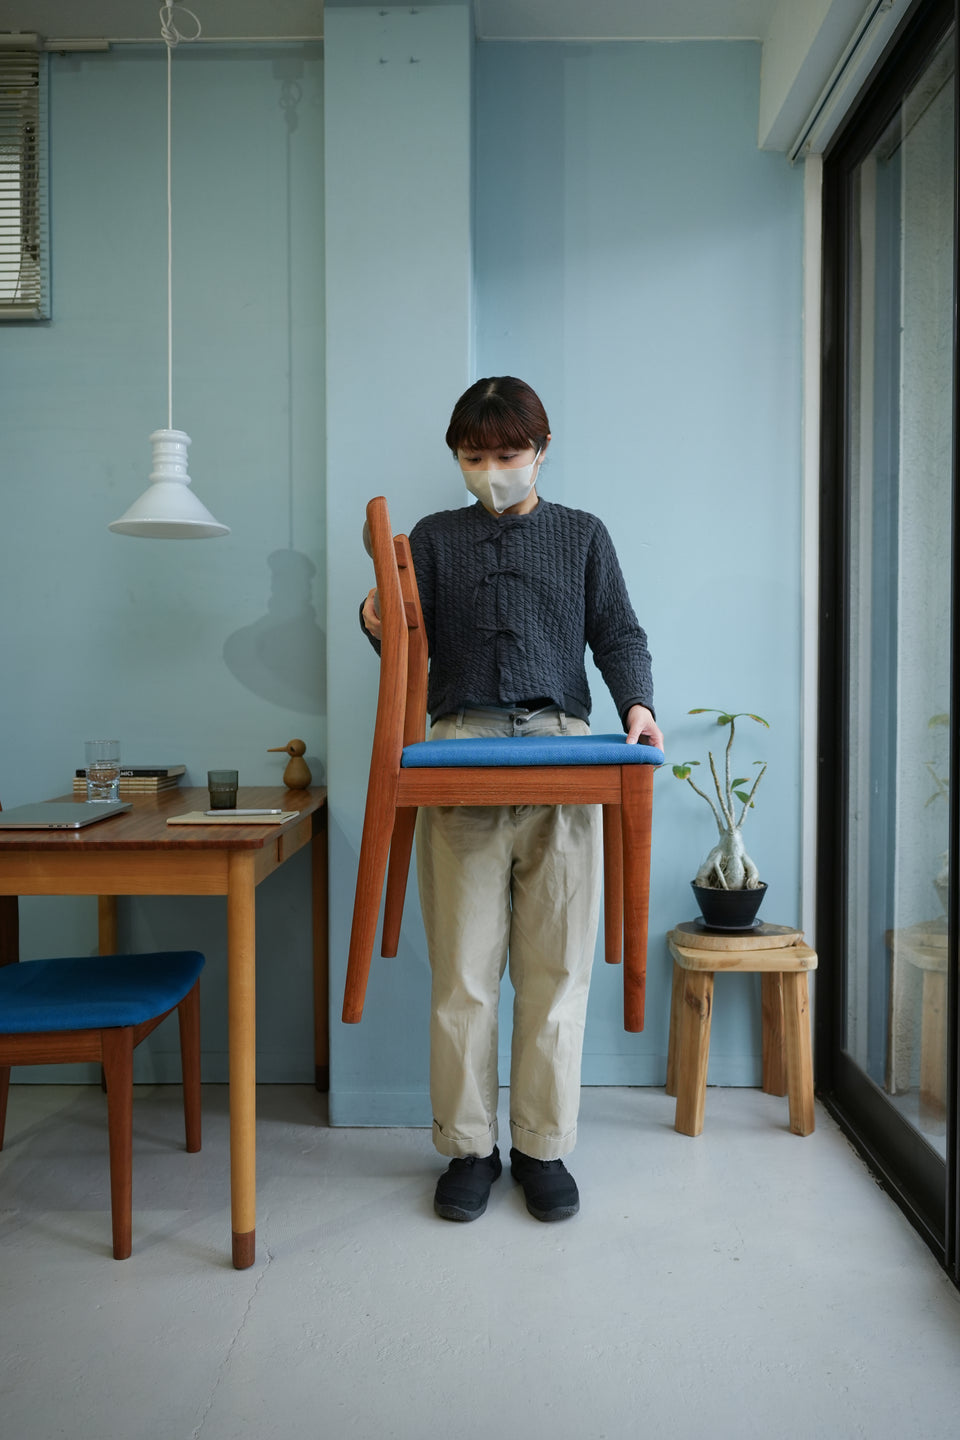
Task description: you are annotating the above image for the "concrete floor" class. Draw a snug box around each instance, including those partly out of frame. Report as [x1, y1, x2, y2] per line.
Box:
[2, 1084, 960, 1440]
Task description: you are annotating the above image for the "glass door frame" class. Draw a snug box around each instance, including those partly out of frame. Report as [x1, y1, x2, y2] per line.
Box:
[818, 0, 960, 1285]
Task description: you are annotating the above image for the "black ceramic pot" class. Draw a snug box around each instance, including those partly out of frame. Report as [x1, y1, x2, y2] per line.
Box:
[692, 880, 767, 931]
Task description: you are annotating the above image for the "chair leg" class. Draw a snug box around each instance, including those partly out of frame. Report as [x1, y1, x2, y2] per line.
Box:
[0, 1065, 10, 1150]
[601, 804, 623, 965]
[621, 766, 654, 1032]
[381, 807, 418, 958]
[1, 898, 18, 1149]
[101, 1027, 135, 1260]
[178, 981, 202, 1154]
[342, 784, 400, 1024]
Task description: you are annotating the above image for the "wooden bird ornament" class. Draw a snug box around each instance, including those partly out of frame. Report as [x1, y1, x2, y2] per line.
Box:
[268, 738, 312, 789]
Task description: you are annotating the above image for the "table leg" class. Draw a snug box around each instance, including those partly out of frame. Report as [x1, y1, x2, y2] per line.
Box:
[312, 814, 329, 1093]
[96, 897, 119, 1092]
[0, 895, 18, 967]
[227, 851, 258, 1268]
[674, 970, 713, 1137]
[761, 972, 787, 1097]
[781, 971, 815, 1136]
[98, 896, 118, 955]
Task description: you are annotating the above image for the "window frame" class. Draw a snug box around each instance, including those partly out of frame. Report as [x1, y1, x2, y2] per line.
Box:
[0, 41, 49, 321]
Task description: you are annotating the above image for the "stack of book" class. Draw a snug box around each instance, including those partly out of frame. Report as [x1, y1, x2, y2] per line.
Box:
[73, 764, 186, 797]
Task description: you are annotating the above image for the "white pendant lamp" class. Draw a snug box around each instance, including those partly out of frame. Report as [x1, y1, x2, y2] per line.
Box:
[109, 5, 228, 540]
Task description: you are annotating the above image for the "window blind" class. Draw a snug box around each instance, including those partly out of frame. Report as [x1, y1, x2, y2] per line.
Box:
[0, 40, 48, 319]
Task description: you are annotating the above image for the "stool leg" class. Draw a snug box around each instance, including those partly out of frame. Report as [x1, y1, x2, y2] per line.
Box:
[919, 969, 947, 1125]
[761, 973, 787, 1097]
[781, 971, 815, 1136]
[674, 971, 713, 1137]
[665, 960, 683, 1097]
[886, 936, 916, 1095]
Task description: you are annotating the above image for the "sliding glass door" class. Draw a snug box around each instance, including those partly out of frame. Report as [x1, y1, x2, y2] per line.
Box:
[819, 0, 959, 1281]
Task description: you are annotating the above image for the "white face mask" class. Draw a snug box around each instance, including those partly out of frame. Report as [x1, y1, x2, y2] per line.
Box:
[461, 448, 542, 514]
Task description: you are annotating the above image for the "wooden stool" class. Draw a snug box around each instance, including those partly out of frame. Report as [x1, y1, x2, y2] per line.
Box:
[885, 919, 947, 1125]
[666, 922, 818, 1137]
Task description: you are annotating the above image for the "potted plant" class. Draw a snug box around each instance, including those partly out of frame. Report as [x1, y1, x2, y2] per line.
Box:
[672, 707, 769, 929]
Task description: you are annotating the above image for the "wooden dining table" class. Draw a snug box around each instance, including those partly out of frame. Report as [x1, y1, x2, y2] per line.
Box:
[0, 785, 328, 1269]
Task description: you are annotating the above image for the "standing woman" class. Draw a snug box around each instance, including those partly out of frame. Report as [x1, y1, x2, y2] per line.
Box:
[361, 376, 662, 1223]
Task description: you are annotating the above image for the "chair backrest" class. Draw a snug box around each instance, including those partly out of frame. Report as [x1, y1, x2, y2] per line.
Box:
[366, 495, 429, 758]
[395, 532, 429, 748]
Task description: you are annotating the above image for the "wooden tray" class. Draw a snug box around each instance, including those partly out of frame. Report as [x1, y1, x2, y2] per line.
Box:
[671, 920, 803, 951]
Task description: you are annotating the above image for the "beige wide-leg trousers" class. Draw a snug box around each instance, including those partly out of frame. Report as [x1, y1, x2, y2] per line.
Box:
[415, 708, 602, 1162]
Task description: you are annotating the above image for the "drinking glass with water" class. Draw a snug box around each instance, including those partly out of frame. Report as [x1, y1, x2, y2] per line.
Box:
[84, 740, 121, 802]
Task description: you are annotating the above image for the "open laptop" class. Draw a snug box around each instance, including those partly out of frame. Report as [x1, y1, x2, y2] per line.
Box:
[0, 800, 132, 830]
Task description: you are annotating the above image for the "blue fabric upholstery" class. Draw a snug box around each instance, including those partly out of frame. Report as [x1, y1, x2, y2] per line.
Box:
[400, 734, 664, 768]
[0, 951, 205, 1033]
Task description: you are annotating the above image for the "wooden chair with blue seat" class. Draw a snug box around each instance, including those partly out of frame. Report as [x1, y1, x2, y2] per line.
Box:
[342, 495, 663, 1030]
[0, 885, 205, 1259]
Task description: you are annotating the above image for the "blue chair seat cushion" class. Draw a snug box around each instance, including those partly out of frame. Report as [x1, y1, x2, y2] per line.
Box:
[0, 951, 205, 1034]
[401, 734, 664, 768]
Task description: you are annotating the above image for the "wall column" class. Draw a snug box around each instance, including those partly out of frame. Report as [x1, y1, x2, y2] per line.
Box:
[324, 2, 473, 1121]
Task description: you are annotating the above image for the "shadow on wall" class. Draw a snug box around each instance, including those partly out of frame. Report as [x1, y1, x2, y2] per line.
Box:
[223, 549, 326, 714]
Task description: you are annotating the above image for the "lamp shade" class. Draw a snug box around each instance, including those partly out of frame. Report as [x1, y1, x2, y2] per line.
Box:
[109, 430, 230, 539]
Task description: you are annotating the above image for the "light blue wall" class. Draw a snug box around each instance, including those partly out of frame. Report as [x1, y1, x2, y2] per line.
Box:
[327, 34, 804, 1123]
[473, 41, 805, 1086]
[2, 31, 804, 1107]
[0, 44, 325, 1082]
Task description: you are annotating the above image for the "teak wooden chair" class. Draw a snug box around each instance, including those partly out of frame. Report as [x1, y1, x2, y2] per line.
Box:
[342, 495, 663, 1032]
[0, 941, 204, 1259]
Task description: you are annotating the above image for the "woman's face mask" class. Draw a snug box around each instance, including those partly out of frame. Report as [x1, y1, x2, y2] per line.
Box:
[459, 446, 543, 514]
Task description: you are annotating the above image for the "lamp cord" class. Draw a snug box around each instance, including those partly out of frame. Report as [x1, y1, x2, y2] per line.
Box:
[166, 39, 172, 429]
[159, 5, 202, 431]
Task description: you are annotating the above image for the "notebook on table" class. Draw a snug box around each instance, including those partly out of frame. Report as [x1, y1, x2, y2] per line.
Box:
[166, 811, 299, 826]
[0, 801, 132, 830]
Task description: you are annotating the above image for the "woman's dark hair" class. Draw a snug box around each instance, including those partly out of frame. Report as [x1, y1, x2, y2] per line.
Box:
[445, 376, 550, 456]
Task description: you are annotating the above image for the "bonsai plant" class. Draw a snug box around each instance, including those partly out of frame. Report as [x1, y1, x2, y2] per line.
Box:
[672, 707, 769, 928]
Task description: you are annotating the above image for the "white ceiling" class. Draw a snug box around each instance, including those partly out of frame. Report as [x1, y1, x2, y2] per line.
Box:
[475, 1, 782, 41]
[2, 1, 784, 45]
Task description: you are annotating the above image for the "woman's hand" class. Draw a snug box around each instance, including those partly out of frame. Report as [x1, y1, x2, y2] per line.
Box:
[625, 704, 664, 750]
[361, 588, 382, 641]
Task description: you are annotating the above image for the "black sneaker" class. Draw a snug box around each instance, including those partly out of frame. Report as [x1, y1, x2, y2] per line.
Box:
[509, 1147, 580, 1222]
[433, 1147, 502, 1222]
